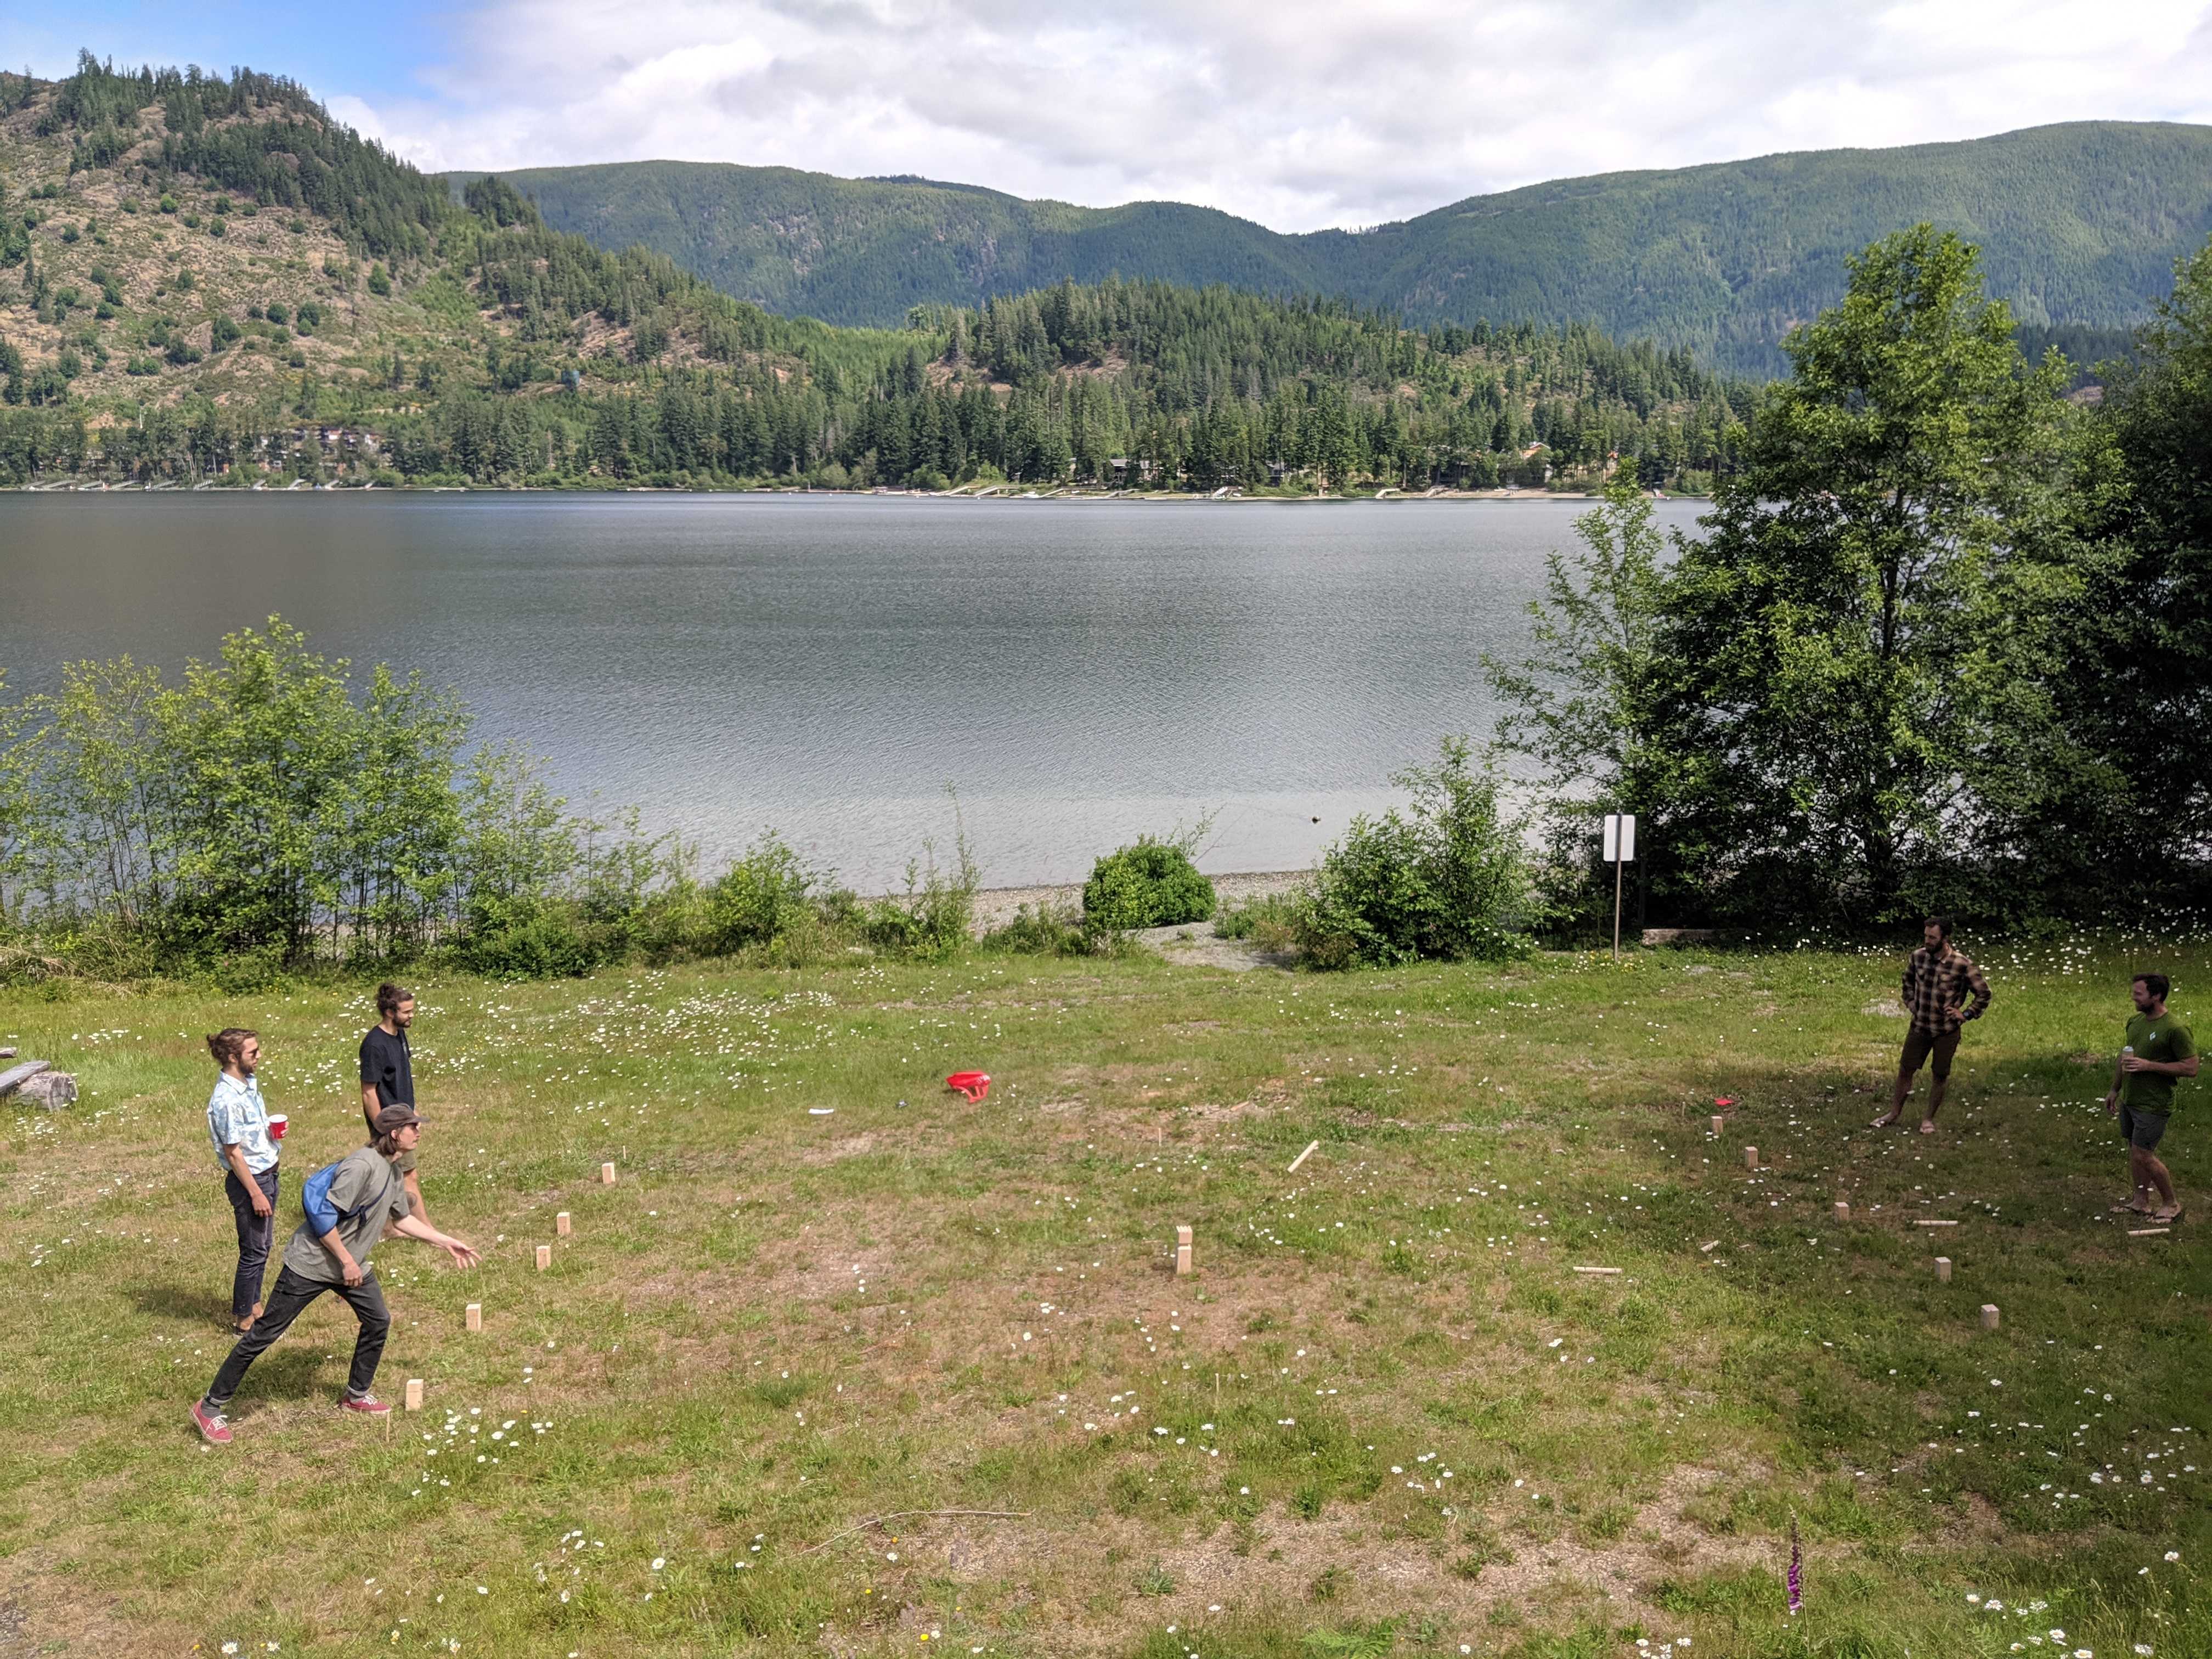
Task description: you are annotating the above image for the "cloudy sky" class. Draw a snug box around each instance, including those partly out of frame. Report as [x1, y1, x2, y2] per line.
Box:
[16, 1, 2212, 230]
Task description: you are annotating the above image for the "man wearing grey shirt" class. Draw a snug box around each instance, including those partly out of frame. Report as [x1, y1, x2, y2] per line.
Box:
[191, 1105, 479, 1443]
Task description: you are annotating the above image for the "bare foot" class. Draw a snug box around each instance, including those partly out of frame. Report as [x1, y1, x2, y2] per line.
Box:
[1870, 1110, 1901, 1128]
[1918, 1119, 1937, 1135]
[2151, 1205, 2184, 1224]
[2112, 1199, 2153, 1215]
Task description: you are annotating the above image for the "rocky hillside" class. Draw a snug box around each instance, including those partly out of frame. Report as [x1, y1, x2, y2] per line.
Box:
[0, 58, 894, 476]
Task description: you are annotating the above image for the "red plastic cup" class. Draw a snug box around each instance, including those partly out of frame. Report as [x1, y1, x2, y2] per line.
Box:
[268, 1113, 289, 1141]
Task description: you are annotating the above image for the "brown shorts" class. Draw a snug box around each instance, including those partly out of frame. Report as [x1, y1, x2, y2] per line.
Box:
[1899, 1025, 1962, 1080]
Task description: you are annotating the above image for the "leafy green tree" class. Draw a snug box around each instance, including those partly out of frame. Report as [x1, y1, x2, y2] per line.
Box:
[1650, 225, 2081, 924]
[2058, 238, 2212, 896]
[1484, 475, 1673, 929]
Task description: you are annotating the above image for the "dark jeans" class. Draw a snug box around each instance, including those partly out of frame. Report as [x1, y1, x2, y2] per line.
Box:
[204, 1263, 391, 1408]
[223, 1165, 281, 1322]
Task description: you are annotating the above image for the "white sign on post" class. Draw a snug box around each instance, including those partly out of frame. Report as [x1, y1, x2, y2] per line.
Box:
[1603, 812, 1637, 863]
[1602, 812, 1638, 960]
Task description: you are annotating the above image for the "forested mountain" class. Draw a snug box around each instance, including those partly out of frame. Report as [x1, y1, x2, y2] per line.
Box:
[459, 122, 2212, 374]
[0, 56, 1761, 491]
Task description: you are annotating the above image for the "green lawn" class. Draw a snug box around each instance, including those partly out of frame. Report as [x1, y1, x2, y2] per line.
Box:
[0, 940, 2204, 1657]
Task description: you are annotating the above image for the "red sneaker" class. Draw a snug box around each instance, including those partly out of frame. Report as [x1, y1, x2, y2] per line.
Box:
[192, 1400, 233, 1444]
[340, 1393, 391, 1416]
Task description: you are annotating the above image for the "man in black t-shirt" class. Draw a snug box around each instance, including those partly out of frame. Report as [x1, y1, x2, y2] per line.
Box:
[359, 982, 433, 1229]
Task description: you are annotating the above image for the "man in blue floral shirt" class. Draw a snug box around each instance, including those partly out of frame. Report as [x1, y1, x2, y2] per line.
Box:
[205, 1028, 279, 1334]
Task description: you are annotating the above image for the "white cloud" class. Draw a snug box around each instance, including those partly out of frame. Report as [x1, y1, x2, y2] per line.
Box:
[341, 0, 2212, 230]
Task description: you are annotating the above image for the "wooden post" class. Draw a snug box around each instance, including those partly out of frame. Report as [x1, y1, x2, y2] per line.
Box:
[1287, 1140, 1320, 1175]
[1935, 1257, 1952, 1282]
[1743, 1146, 1758, 1170]
[536, 1244, 552, 1271]
[1175, 1224, 1193, 1276]
[556, 1211, 571, 1237]
[404, 1378, 424, 1412]
[1711, 1114, 1724, 1136]
[1833, 1200, 1850, 1221]
[600, 1161, 617, 1185]
[1980, 1304, 2000, 1331]
[1612, 849, 1624, 963]
[465, 1302, 482, 1332]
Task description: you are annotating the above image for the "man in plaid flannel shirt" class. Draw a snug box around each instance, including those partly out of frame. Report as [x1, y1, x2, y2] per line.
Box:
[1872, 915, 1990, 1134]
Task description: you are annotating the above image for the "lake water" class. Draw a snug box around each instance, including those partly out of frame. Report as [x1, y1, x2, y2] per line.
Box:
[0, 493, 1709, 890]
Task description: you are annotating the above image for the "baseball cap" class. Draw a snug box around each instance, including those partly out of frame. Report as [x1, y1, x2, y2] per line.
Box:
[374, 1104, 423, 1134]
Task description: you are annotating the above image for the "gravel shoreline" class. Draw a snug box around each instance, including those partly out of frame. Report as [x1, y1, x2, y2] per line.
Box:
[964, 868, 1310, 934]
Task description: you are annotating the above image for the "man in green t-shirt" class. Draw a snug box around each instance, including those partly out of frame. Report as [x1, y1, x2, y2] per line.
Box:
[2107, 972, 2196, 1223]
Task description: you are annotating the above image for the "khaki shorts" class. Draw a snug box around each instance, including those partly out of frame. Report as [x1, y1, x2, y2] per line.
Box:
[1899, 1025, 1962, 1080]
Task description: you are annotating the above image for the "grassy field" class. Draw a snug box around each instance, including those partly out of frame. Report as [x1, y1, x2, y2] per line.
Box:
[0, 938, 2205, 1658]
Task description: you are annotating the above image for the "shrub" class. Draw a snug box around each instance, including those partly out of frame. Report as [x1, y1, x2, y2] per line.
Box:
[367, 263, 391, 297]
[699, 833, 819, 954]
[1215, 891, 1304, 952]
[1299, 736, 1536, 968]
[455, 891, 598, 979]
[979, 902, 1110, 957]
[864, 810, 979, 961]
[1082, 836, 1214, 931]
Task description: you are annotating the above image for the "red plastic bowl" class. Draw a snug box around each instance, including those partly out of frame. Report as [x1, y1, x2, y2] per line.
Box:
[946, 1071, 991, 1102]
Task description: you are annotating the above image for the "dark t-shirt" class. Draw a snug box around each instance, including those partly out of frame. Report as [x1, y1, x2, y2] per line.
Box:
[359, 1025, 414, 1108]
[360, 1024, 418, 1175]
[2123, 1010, 2195, 1113]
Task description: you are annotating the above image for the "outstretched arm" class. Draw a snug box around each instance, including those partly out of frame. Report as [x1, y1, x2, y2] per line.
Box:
[391, 1211, 479, 1268]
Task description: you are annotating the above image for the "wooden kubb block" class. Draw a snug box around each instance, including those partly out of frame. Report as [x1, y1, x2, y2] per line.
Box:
[465, 1302, 482, 1333]
[1980, 1304, 2000, 1331]
[600, 1162, 617, 1185]
[1711, 1114, 1725, 1136]
[404, 1378, 424, 1412]
[1833, 1200, 1850, 1221]
[556, 1211, 571, 1237]
[536, 1244, 552, 1271]
[1935, 1257, 1952, 1282]
[1743, 1146, 1758, 1170]
[1175, 1224, 1194, 1276]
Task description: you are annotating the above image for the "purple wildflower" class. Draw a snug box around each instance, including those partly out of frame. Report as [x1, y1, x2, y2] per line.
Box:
[1787, 1517, 1803, 1615]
